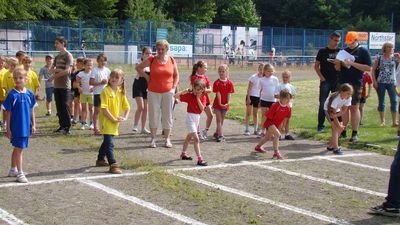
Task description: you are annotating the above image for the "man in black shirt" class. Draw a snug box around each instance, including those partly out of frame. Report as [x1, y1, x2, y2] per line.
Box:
[314, 32, 341, 132]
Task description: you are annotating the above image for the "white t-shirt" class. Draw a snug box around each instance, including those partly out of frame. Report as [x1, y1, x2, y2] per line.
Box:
[324, 94, 352, 112]
[248, 73, 262, 97]
[275, 83, 297, 97]
[260, 75, 279, 102]
[90, 67, 111, 95]
[77, 71, 93, 95]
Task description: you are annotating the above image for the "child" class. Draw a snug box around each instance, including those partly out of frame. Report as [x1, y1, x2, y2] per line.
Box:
[2, 57, 18, 95]
[258, 63, 279, 137]
[254, 89, 292, 159]
[90, 53, 111, 135]
[96, 69, 130, 174]
[190, 60, 213, 140]
[76, 58, 94, 130]
[0, 56, 7, 129]
[212, 64, 234, 142]
[174, 79, 208, 166]
[275, 70, 297, 140]
[22, 56, 40, 98]
[359, 71, 372, 125]
[132, 47, 152, 134]
[15, 51, 27, 68]
[3, 68, 37, 183]
[70, 57, 85, 124]
[39, 54, 54, 116]
[324, 83, 353, 155]
[244, 63, 263, 136]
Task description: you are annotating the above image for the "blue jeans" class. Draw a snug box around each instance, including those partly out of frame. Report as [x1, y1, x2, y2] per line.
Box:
[384, 141, 400, 208]
[377, 83, 398, 112]
[318, 80, 337, 129]
[97, 135, 116, 165]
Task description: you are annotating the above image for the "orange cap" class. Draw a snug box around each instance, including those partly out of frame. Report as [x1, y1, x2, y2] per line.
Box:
[345, 31, 359, 44]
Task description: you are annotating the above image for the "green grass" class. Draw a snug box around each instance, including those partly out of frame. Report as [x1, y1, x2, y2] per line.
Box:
[227, 79, 398, 155]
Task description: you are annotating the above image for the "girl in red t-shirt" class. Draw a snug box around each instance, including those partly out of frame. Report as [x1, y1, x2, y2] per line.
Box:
[174, 79, 208, 166]
[190, 61, 213, 140]
[254, 89, 292, 159]
[212, 64, 235, 142]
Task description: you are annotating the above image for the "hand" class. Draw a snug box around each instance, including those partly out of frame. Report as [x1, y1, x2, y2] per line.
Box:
[31, 126, 36, 134]
[343, 59, 353, 67]
[48, 75, 54, 82]
[373, 83, 378, 90]
[117, 116, 127, 122]
[246, 98, 250, 105]
[6, 130, 11, 139]
[90, 87, 93, 92]
[320, 77, 326, 82]
[101, 79, 108, 85]
[365, 94, 369, 99]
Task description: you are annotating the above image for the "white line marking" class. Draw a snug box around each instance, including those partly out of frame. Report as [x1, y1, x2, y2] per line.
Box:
[80, 180, 207, 225]
[322, 157, 390, 172]
[171, 172, 353, 225]
[0, 152, 376, 189]
[0, 208, 28, 225]
[254, 164, 386, 197]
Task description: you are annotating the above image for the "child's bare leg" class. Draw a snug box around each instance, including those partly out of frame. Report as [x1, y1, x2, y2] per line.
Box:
[260, 107, 267, 133]
[245, 104, 251, 128]
[193, 133, 202, 158]
[252, 106, 259, 131]
[215, 111, 223, 136]
[204, 106, 213, 129]
[15, 148, 23, 173]
[268, 125, 281, 150]
[81, 103, 87, 124]
[88, 104, 94, 122]
[93, 107, 100, 130]
[74, 97, 81, 120]
[134, 97, 144, 127]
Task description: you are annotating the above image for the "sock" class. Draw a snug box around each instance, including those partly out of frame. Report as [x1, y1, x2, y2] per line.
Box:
[245, 124, 249, 131]
[352, 130, 358, 136]
[17, 171, 24, 175]
[280, 134, 285, 139]
[10, 167, 17, 172]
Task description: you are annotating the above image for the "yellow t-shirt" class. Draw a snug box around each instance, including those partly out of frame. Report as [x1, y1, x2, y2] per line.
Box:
[2, 70, 15, 94]
[99, 86, 130, 136]
[0, 68, 7, 101]
[26, 69, 40, 93]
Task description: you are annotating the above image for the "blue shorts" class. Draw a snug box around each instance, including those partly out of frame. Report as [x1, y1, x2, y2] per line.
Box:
[11, 137, 29, 149]
[45, 87, 54, 102]
[94, 94, 101, 107]
[213, 108, 228, 115]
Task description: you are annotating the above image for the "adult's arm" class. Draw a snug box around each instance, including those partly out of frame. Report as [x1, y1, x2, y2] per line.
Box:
[135, 58, 151, 82]
[314, 60, 325, 81]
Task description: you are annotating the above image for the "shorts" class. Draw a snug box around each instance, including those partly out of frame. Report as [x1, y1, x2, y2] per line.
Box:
[260, 100, 274, 108]
[132, 77, 148, 99]
[324, 110, 343, 122]
[11, 137, 29, 149]
[93, 94, 101, 107]
[186, 113, 200, 133]
[246, 95, 260, 107]
[80, 94, 94, 104]
[213, 108, 228, 115]
[45, 87, 54, 102]
[72, 88, 80, 98]
[360, 97, 366, 104]
[263, 120, 277, 129]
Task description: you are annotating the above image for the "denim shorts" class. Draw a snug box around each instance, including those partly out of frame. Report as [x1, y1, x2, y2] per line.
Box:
[45, 87, 54, 102]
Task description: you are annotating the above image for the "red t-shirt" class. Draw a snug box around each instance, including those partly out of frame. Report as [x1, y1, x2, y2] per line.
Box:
[190, 74, 211, 104]
[263, 102, 292, 128]
[179, 92, 207, 114]
[212, 79, 235, 110]
[361, 72, 372, 98]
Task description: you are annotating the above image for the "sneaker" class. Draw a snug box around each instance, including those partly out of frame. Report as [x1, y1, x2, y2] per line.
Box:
[109, 164, 122, 174]
[45, 112, 51, 117]
[326, 147, 334, 151]
[132, 126, 138, 132]
[340, 130, 347, 139]
[253, 130, 260, 135]
[285, 134, 295, 140]
[213, 132, 218, 139]
[8, 169, 18, 177]
[201, 129, 208, 140]
[141, 128, 151, 134]
[16, 174, 28, 183]
[197, 159, 208, 166]
[164, 139, 173, 148]
[349, 134, 359, 142]
[370, 205, 400, 217]
[381, 122, 386, 127]
[89, 122, 94, 130]
[317, 127, 325, 132]
[96, 160, 109, 167]
[254, 145, 267, 153]
[71, 119, 77, 125]
[180, 154, 193, 160]
[150, 139, 157, 148]
[54, 127, 64, 133]
[80, 123, 86, 130]
[333, 148, 344, 155]
[272, 150, 284, 160]
[257, 133, 265, 139]
[243, 130, 251, 136]
[216, 136, 224, 142]
[63, 128, 71, 135]
[198, 132, 205, 141]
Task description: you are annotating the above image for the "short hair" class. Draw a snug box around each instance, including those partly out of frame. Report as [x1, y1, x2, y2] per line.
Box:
[330, 31, 341, 39]
[6, 57, 18, 66]
[13, 67, 27, 78]
[97, 53, 107, 62]
[55, 36, 67, 46]
[83, 58, 92, 65]
[155, 40, 169, 50]
[282, 70, 292, 77]
[263, 63, 275, 73]
[338, 83, 353, 93]
[76, 57, 85, 64]
[16, 51, 27, 58]
[193, 78, 206, 90]
[279, 89, 292, 99]
[22, 56, 33, 63]
[218, 64, 229, 72]
[382, 42, 394, 54]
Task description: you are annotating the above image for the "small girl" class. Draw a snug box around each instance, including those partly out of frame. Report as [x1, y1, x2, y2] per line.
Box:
[212, 64, 235, 142]
[258, 63, 279, 137]
[254, 89, 292, 160]
[275, 70, 297, 140]
[244, 63, 263, 136]
[76, 58, 94, 130]
[359, 71, 372, 126]
[190, 61, 213, 140]
[174, 79, 208, 166]
[132, 47, 152, 134]
[96, 69, 130, 174]
[90, 53, 111, 135]
[324, 83, 353, 155]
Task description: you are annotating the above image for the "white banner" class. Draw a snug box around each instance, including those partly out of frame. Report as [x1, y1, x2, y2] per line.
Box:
[235, 27, 246, 49]
[169, 44, 192, 57]
[369, 32, 396, 49]
[248, 27, 258, 59]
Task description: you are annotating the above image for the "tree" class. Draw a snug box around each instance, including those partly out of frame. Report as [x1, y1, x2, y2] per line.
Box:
[63, 0, 118, 19]
[124, 0, 166, 20]
[220, 0, 260, 26]
[164, 0, 216, 25]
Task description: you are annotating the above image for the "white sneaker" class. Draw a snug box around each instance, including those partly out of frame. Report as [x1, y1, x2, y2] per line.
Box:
[89, 122, 94, 130]
[243, 130, 251, 136]
[201, 129, 208, 140]
[141, 128, 150, 134]
[80, 124, 86, 130]
[132, 126, 138, 132]
[150, 139, 157, 148]
[16, 174, 28, 183]
[165, 138, 173, 148]
[8, 169, 18, 177]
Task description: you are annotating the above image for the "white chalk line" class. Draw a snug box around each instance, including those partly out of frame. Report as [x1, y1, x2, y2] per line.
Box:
[171, 172, 353, 225]
[80, 180, 207, 225]
[254, 164, 386, 197]
[322, 157, 390, 172]
[0, 207, 29, 225]
[0, 152, 376, 189]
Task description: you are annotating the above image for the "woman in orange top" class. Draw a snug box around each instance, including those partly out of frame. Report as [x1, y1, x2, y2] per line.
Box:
[136, 40, 180, 148]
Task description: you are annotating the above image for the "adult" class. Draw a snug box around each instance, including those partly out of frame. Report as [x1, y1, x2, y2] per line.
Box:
[49, 36, 74, 135]
[370, 141, 400, 217]
[314, 31, 341, 132]
[337, 31, 372, 142]
[371, 42, 399, 127]
[136, 40, 179, 148]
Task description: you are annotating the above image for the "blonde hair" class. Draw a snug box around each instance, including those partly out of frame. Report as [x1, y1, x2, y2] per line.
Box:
[22, 56, 33, 64]
[155, 40, 169, 50]
[282, 70, 292, 77]
[263, 63, 275, 75]
[382, 42, 394, 54]
[193, 79, 206, 91]
[108, 68, 125, 95]
[6, 57, 18, 66]
[13, 67, 27, 78]
[279, 89, 292, 100]
[218, 64, 229, 72]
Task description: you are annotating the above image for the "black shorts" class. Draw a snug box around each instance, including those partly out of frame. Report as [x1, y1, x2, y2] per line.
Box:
[360, 97, 366, 104]
[72, 88, 80, 98]
[246, 95, 260, 107]
[93, 94, 101, 107]
[132, 77, 148, 99]
[260, 100, 274, 108]
[324, 110, 343, 122]
[351, 84, 362, 105]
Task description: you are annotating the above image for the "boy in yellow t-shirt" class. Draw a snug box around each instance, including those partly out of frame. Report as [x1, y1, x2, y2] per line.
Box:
[2, 57, 18, 95]
[22, 56, 40, 97]
[0, 56, 7, 130]
[16, 50, 27, 68]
